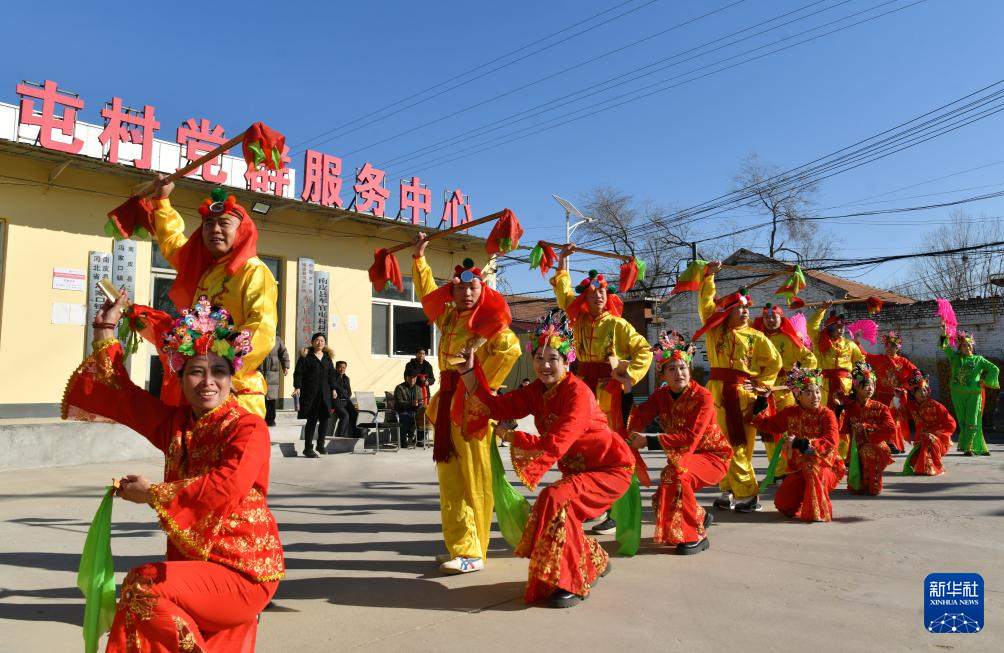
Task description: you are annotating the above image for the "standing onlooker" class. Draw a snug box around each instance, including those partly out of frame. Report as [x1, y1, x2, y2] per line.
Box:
[332, 360, 359, 437]
[293, 332, 337, 458]
[395, 370, 422, 448]
[405, 349, 435, 444]
[260, 333, 290, 427]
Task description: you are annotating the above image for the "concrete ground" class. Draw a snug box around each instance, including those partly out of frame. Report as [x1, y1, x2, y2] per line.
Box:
[0, 437, 1001, 652]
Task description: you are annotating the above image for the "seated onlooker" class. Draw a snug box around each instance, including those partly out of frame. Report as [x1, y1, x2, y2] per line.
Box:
[395, 371, 423, 448]
[332, 360, 359, 437]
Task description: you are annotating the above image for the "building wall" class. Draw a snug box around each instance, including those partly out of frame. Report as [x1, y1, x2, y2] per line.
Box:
[0, 151, 476, 416]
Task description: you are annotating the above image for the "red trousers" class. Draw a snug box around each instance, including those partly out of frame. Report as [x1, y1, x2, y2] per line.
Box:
[107, 561, 277, 652]
[774, 465, 839, 522]
[908, 434, 950, 476]
[854, 442, 894, 496]
[652, 453, 728, 545]
[515, 466, 632, 603]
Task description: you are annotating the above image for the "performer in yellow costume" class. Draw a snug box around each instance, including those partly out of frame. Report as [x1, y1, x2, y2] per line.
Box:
[695, 262, 781, 513]
[412, 234, 520, 574]
[753, 303, 817, 478]
[807, 303, 864, 458]
[147, 175, 277, 417]
[551, 247, 652, 535]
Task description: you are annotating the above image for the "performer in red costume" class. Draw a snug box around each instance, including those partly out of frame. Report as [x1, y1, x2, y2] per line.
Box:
[456, 310, 633, 608]
[626, 332, 731, 554]
[752, 367, 845, 522]
[903, 370, 957, 477]
[63, 293, 283, 652]
[863, 331, 919, 453]
[841, 362, 896, 495]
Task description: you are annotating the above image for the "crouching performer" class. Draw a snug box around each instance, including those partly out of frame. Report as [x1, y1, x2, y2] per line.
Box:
[752, 367, 845, 522]
[456, 310, 633, 608]
[626, 332, 731, 554]
[63, 293, 283, 651]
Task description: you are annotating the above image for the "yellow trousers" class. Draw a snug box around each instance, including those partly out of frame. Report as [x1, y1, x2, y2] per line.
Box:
[437, 425, 494, 560]
[708, 380, 759, 500]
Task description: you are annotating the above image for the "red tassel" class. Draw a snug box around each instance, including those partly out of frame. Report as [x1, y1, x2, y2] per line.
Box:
[242, 122, 286, 171]
[619, 258, 639, 292]
[867, 296, 884, 315]
[789, 297, 805, 310]
[368, 249, 403, 292]
[107, 195, 154, 239]
[485, 209, 523, 255]
[538, 243, 557, 276]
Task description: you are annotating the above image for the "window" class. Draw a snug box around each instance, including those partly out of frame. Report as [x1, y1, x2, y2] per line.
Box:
[371, 275, 434, 357]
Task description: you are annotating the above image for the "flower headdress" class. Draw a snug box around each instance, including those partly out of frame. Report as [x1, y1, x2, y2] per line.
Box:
[161, 296, 252, 375]
[905, 369, 930, 393]
[785, 364, 823, 391]
[762, 302, 783, 317]
[652, 331, 695, 368]
[850, 360, 877, 386]
[881, 330, 902, 349]
[956, 330, 975, 346]
[527, 308, 576, 362]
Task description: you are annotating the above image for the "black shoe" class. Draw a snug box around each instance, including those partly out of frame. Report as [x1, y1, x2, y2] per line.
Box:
[317, 445, 327, 455]
[303, 450, 319, 458]
[591, 561, 612, 587]
[703, 511, 714, 529]
[266, 421, 277, 427]
[591, 517, 617, 535]
[677, 538, 710, 555]
[734, 496, 762, 513]
[963, 451, 974, 457]
[547, 589, 584, 608]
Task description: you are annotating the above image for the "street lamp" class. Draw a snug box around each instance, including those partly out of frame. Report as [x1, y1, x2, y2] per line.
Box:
[552, 194, 593, 245]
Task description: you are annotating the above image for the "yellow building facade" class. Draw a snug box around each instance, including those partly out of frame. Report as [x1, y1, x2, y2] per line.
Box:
[0, 140, 488, 418]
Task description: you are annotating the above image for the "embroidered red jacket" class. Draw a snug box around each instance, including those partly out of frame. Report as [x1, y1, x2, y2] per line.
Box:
[626, 381, 732, 463]
[752, 405, 842, 475]
[910, 399, 956, 443]
[840, 399, 897, 447]
[473, 374, 634, 490]
[864, 353, 919, 405]
[62, 340, 284, 582]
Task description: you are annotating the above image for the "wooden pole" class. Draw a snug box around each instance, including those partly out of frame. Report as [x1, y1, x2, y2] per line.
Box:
[539, 241, 633, 262]
[798, 297, 868, 309]
[134, 130, 247, 195]
[384, 210, 507, 254]
[745, 269, 791, 291]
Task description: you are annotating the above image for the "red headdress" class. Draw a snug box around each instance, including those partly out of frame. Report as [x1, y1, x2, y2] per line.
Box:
[691, 287, 752, 341]
[818, 311, 846, 354]
[420, 258, 511, 339]
[564, 269, 624, 324]
[168, 187, 259, 310]
[753, 302, 805, 350]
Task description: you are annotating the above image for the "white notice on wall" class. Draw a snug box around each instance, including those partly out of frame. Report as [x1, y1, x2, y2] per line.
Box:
[330, 314, 340, 330]
[347, 315, 358, 331]
[51, 303, 86, 325]
[52, 268, 86, 291]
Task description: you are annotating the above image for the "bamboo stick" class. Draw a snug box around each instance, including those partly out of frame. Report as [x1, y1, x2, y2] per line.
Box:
[540, 241, 633, 262]
[386, 210, 507, 254]
[134, 131, 247, 195]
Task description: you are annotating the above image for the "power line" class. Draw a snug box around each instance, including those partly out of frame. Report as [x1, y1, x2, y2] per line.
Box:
[384, 0, 927, 180]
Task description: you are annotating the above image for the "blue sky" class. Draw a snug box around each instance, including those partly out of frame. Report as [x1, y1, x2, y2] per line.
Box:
[4, 0, 1003, 295]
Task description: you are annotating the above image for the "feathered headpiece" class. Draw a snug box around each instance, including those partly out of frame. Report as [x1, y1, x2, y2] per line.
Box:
[850, 361, 877, 386]
[651, 331, 695, 368]
[563, 268, 624, 324]
[161, 296, 252, 375]
[527, 308, 576, 362]
[449, 258, 483, 283]
[905, 369, 930, 393]
[881, 330, 902, 349]
[956, 330, 975, 346]
[785, 364, 823, 391]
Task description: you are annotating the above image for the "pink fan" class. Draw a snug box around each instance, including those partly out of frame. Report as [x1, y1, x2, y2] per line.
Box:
[789, 313, 811, 347]
[847, 319, 878, 345]
[936, 298, 958, 346]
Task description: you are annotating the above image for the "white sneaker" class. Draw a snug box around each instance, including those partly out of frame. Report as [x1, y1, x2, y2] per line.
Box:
[439, 556, 484, 575]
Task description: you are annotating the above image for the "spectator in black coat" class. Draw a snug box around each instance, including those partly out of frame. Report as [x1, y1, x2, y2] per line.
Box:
[332, 360, 359, 437]
[394, 370, 423, 448]
[260, 334, 290, 426]
[293, 332, 337, 457]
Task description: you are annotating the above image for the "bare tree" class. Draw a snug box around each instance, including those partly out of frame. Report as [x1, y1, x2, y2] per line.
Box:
[735, 154, 837, 264]
[577, 186, 694, 297]
[894, 210, 1004, 300]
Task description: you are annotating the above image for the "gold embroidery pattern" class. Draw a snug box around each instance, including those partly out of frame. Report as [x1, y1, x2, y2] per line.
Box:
[525, 503, 568, 591]
[172, 615, 204, 652]
[510, 446, 544, 491]
[120, 565, 159, 622]
[558, 452, 587, 474]
[60, 339, 122, 419]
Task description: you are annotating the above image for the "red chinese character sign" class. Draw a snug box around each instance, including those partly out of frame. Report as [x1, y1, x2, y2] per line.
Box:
[354, 162, 389, 217]
[441, 189, 472, 228]
[98, 97, 160, 169]
[176, 118, 228, 184]
[300, 150, 344, 208]
[245, 145, 291, 197]
[15, 79, 84, 153]
[400, 176, 431, 225]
